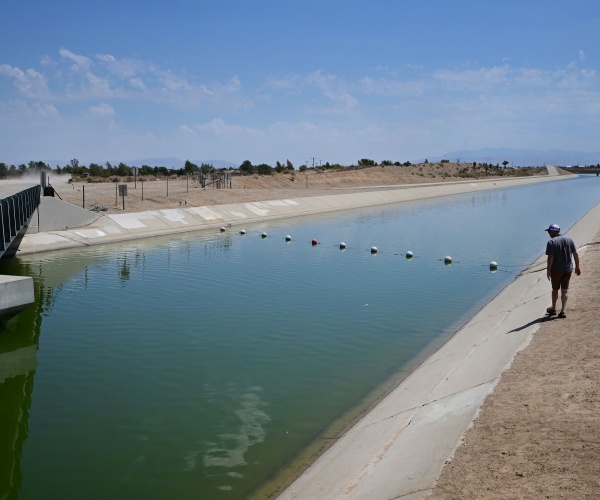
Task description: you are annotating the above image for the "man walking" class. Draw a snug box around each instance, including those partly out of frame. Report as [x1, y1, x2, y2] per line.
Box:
[545, 223, 581, 318]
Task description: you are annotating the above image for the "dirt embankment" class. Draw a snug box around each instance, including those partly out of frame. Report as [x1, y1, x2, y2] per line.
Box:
[55, 163, 546, 215]
[231, 162, 543, 189]
[430, 233, 600, 498]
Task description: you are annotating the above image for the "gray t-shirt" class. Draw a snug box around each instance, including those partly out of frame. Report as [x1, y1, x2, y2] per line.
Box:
[546, 235, 577, 272]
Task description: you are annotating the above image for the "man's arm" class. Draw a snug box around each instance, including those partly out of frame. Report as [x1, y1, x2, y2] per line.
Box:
[573, 250, 581, 276]
[547, 254, 554, 281]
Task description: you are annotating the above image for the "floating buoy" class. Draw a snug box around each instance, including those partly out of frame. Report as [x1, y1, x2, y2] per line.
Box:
[406, 251, 414, 259]
[371, 246, 378, 254]
[285, 235, 292, 242]
[240, 229, 246, 235]
[339, 242, 346, 249]
[261, 232, 268, 238]
[220, 227, 226, 232]
[312, 239, 318, 246]
[444, 256, 453, 264]
[489, 261, 498, 270]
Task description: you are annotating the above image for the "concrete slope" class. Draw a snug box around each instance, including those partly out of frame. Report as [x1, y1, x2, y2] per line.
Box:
[278, 201, 600, 499]
[27, 196, 101, 233]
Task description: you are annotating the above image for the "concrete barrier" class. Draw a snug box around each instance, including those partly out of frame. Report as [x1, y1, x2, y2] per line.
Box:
[0, 276, 34, 321]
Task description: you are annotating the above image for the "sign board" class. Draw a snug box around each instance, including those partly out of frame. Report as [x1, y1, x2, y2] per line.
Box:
[118, 184, 128, 196]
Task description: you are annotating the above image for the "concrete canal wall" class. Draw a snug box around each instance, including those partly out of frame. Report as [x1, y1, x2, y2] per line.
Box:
[0, 276, 34, 321]
[27, 196, 102, 233]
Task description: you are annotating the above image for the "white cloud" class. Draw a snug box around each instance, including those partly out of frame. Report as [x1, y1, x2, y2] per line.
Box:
[433, 66, 510, 91]
[96, 54, 115, 63]
[59, 47, 92, 71]
[358, 76, 425, 96]
[306, 71, 358, 111]
[32, 102, 61, 119]
[512, 68, 548, 86]
[88, 103, 115, 118]
[129, 77, 146, 90]
[57, 48, 112, 98]
[197, 118, 260, 137]
[2, 46, 600, 165]
[266, 75, 303, 91]
[0, 64, 49, 97]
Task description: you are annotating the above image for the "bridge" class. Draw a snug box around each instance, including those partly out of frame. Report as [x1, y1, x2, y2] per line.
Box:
[0, 183, 41, 259]
[0, 183, 40, 321]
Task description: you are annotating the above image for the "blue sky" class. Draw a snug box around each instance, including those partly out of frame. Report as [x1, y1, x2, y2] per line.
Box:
[1, 0, 599, 167]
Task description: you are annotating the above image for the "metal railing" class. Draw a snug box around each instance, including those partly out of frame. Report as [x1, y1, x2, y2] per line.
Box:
[0, 185, 41, 258]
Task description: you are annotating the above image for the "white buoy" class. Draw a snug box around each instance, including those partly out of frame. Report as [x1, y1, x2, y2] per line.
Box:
[371, 246, 378, 254]
[285, 235, 292, 242]
[220, 227, 226, 232]
[489, 261, 498, 270]
[444, 256, 453, 264]
[406, 251, 414, 258]
[240, 230, 246, 235]
[261, 232, 267, 238]
[339, 242, 346, 249]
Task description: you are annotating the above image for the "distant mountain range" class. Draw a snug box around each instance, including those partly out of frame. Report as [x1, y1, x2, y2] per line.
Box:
[423, 149, 600, 167]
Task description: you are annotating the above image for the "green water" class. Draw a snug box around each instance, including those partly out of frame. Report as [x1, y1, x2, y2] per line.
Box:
[1, 176, 598, 499]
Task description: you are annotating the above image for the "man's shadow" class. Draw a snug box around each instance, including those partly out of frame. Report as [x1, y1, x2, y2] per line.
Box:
[508, 315, 560, 333]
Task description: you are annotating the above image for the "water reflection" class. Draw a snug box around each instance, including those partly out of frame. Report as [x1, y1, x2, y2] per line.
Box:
[0, 288, 42, 499]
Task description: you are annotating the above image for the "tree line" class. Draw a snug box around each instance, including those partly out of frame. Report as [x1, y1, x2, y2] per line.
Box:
[0, 157, 575, 180]
[0, 158, 296, 179]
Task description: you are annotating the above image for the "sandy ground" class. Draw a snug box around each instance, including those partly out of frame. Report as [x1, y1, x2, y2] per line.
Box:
[430, 233, 600, 498]
[41, 164, 600, 496]
[50, 163, 546, 215]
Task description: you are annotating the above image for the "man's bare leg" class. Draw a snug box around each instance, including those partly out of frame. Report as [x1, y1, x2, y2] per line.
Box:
[551, 289, 558, 311]
[560, 289, 568, 314]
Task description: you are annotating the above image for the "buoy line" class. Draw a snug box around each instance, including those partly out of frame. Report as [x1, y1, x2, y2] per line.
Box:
[230, 229, 546, 273]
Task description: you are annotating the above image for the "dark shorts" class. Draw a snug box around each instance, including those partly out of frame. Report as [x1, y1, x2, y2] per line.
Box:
[550, 271, 572, 291]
